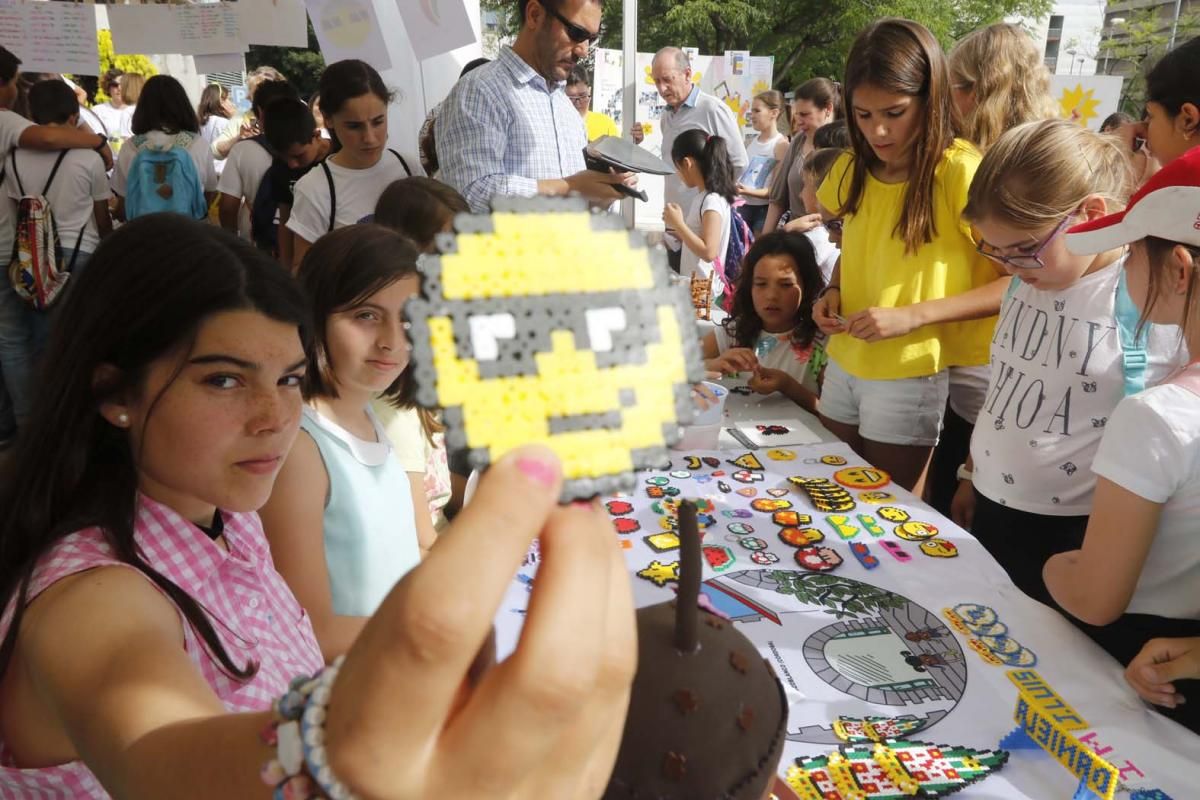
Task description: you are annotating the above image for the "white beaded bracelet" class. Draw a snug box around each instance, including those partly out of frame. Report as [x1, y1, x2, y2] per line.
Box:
[299, 655, 360, 800]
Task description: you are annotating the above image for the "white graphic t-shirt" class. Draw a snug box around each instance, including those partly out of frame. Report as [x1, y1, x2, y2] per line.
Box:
[1092, 367, 1200, 618]
[971, 256, 1187, 515]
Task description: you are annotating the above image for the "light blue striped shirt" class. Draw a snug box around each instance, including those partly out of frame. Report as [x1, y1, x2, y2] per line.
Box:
[436, 46, 588, 212]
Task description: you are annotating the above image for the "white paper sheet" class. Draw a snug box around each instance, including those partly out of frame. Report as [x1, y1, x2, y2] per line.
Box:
[108, 2, 246, 58]
[173, 3, 243, 55]
[494, 442, 1200, 798]
[395, 0, 475, 61]
[0, 0, 99, 76]
[305, 0, 390, 72]
[238, 0, 307, 48]
[193, 52, 245, 75]
[735, 417, 823, 447]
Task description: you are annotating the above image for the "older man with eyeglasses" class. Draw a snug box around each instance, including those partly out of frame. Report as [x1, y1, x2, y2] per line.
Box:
[437, 0, 632, 213]
[652, 46, 748, 269]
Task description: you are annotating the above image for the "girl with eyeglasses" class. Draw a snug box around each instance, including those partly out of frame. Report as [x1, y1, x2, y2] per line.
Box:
[952, 118, 1188, 606]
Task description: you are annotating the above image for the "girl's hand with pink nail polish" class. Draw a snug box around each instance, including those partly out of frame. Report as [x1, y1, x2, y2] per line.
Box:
[326, 444, 638, 799]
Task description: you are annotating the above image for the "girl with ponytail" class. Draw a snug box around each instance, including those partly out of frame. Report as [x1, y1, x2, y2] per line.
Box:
[664, 129, 737, 302]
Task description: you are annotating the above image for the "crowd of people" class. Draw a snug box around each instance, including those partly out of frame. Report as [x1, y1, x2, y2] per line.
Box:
[0, 0, 1195, 795]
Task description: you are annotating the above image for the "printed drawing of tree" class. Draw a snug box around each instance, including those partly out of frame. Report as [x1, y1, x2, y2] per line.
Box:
[768, 571, 908, 619]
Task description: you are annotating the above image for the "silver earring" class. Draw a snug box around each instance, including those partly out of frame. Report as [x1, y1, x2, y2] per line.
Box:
[117, 413, 129, 426]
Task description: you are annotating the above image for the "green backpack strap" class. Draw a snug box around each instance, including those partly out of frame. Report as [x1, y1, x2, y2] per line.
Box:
[1114, 268, 1148, 397]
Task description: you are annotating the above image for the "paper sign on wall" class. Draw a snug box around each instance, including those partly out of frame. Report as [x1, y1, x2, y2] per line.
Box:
[306, 0, 391, 72]
[108, 2, 244, 58]
[174, 3, 243, 55]
[0, 0, 99, 76]
[107, 3, 172, 58]
[1050, 75, 1124, 130]
[396, 0, 476, 61]
[238, 0, 308, 48]
[193, 52, 246, 75]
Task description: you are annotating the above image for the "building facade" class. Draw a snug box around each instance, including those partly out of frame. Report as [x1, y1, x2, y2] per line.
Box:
[1097, 0, 1200, 77]
[1018, 0, 1106, 75]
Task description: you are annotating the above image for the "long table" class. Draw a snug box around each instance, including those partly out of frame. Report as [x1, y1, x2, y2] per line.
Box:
[496, 381, 1200, 798]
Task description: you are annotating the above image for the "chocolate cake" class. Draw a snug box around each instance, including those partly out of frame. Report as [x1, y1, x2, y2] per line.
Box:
[605, 501, 789, 799]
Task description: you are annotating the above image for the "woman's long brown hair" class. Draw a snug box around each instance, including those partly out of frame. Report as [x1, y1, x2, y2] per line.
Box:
[836, 18, 958, 254]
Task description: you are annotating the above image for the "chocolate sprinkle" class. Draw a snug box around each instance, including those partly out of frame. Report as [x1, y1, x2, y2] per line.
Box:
[730, 649, 750, 674]
[663, 751, 687, 782]
[673, 688, 700, 714]
[737, 704, 755, 731]
[704, 615, 725, 630]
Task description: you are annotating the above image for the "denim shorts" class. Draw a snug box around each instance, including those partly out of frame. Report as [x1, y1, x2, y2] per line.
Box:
[820, 358, 949, 446]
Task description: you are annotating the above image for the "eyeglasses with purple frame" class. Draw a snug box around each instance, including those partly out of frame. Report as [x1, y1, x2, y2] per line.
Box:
[976, 215, 1074, 270]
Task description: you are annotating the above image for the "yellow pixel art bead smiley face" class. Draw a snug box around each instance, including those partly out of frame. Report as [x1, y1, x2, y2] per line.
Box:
[406, 198, 705, 501]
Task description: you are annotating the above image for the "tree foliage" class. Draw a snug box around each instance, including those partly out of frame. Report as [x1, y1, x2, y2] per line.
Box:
[246, 20, 326, 98]
[484, 0, 1053, 90]
[1095, 7, 1200, 113]
[94, 29, 159, 104]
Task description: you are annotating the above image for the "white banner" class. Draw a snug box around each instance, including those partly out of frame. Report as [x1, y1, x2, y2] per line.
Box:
[0, 0, 99, 76]
[306, 0, 391, 72]
[396, 0, 476, 61]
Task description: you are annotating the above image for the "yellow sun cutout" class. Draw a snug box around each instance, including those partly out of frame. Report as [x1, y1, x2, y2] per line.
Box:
[1058, 84, 1102, 129]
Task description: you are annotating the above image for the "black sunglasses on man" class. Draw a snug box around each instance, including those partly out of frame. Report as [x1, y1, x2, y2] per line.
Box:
[538, 0, 601, 46]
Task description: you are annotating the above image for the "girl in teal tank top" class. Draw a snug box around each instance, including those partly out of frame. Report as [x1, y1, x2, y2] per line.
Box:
[260, 225, 436, 660]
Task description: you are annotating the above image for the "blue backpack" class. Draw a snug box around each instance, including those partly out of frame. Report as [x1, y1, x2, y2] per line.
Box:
[125, 133, 207, 220]
[1003, 271, 1148, 396]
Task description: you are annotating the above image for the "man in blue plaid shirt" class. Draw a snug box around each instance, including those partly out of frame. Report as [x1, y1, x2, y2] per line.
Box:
[437, 0, 630, 212]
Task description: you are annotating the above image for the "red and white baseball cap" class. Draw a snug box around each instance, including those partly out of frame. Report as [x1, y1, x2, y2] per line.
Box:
[1066, 144, 1200, 254]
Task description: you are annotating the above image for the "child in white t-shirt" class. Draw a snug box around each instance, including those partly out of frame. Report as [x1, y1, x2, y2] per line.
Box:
[736, 90, 788, 235]
[216, 80, 296, 240]
[110, 76, 217, 220]
[1043, 146, 1200, 733]
[0, 70, 118, 432]
[5, 81, 111, 280]
[662, 129, 734, 305]
[286, 60, 411, 269]
[700, 230, 826, 413]
[951, 120, 1188, 605]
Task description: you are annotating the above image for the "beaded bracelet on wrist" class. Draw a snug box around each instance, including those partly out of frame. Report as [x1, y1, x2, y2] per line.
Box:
[260, 656, 357, 800]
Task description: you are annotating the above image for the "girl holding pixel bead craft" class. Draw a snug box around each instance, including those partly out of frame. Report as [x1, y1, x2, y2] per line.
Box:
[260, 224, 437, 662]
[0, 216, 635, 798]
[701, 230, 826, 413]
[1043, 146, 1200, 733]
[949, 119, 1188, 608]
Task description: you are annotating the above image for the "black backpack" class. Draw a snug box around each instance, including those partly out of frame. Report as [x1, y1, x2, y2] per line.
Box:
[246, 136, 282, 253]
[320, 148, 411, 231]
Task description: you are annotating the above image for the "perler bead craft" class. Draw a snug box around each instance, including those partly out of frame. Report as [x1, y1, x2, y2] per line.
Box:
[406, 198, 705, 502]
[785, 739, 1008, 799]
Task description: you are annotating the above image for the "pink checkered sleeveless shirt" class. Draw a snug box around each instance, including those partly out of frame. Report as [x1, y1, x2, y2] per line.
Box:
[0, 495, 325, 798]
